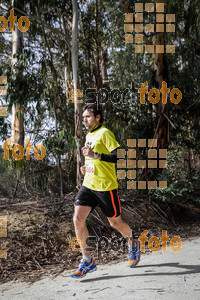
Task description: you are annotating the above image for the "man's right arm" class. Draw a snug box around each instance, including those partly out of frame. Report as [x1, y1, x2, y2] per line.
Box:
[81, 165, 86, 175]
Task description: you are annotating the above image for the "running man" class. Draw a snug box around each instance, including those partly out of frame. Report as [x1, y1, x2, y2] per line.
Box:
[71, 103, 141, 278]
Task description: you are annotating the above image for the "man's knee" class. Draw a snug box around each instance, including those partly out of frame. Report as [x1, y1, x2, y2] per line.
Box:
[73, 205, 91, 227]
[73, 213, 85, 227]
[108, 216, 122, 229]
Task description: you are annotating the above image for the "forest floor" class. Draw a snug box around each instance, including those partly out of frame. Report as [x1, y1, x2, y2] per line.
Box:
[0, 189, 200, 287]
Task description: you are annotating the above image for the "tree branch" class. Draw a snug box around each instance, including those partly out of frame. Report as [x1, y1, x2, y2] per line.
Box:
[0, 4, 69, 46]
[120, 0, 131, 13]
[0, 53, 12, 59]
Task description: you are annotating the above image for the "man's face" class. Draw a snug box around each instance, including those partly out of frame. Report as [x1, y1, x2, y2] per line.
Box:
[83, 109, 100, 131]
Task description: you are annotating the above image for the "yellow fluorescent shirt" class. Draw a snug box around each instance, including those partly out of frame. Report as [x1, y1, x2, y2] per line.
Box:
[82, 125, 120, 191]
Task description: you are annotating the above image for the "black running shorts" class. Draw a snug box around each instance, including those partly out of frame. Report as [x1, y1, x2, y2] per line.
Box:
[74, 186, 121, 218]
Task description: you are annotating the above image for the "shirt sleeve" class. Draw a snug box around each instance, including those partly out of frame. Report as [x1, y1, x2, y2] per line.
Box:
[101, 130, 120, 153]
[100, 147, 119, 163]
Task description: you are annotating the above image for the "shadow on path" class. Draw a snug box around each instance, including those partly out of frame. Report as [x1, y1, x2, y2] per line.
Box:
[80, 263, 200, 283]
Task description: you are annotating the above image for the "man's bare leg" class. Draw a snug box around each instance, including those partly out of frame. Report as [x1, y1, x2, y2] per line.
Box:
[107, 215, 141, 267]
[71, 205, 97, 278]
[107, 215, 133, 248]
[73, 205, 92, 256]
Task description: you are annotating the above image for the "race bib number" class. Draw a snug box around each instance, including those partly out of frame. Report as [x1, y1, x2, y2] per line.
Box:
[86, 164, 95, 174]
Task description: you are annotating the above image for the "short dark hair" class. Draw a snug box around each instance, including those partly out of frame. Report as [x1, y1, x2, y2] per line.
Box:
[83, 103, 103, 123]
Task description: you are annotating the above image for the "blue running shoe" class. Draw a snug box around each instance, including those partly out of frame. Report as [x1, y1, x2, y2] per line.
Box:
[128, 240, 141, 268]
[71, 258, 97, 278]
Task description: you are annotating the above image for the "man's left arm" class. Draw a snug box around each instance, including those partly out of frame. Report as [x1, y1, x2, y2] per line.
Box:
[99, 147, 119, 163]
[82, 131, 120, 163]
[81, 145, 119, 163]
[99, 130, 120, 163]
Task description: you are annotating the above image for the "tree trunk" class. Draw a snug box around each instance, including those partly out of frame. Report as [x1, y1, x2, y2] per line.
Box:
[72, 0, 83, 188]
[94, 0, 102, 90]
[101, 49, 109, 86]
[153, 0, 169, 149]
[65, 40, 72, 99]
[120, 0, 131, 13]
[141, 0, 169, 182]
[62, 14, 72, 102]
[11, 10, 24, 146]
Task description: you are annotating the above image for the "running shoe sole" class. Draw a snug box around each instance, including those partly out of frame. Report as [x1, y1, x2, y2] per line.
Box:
[72, 266, 97, 279]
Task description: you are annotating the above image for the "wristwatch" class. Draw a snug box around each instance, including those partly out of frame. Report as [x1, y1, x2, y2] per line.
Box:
[94, 152, 99, 159]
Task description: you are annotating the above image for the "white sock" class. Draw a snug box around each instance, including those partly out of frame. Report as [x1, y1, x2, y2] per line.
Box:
[83, 255, 92, 263]
[128, 244, 133, 251]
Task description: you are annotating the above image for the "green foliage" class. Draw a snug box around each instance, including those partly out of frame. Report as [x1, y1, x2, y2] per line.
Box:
[0, 147, 25, 180]
[152, 170, 200, 205]
[150, 149, 200, 205]
[0, 0, 199, 200]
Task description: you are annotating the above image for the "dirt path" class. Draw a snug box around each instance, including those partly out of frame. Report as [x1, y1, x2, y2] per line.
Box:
[0, 237, 200, 300]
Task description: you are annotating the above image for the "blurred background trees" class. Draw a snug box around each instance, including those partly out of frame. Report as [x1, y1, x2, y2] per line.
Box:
[0, 0, 199, 205]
